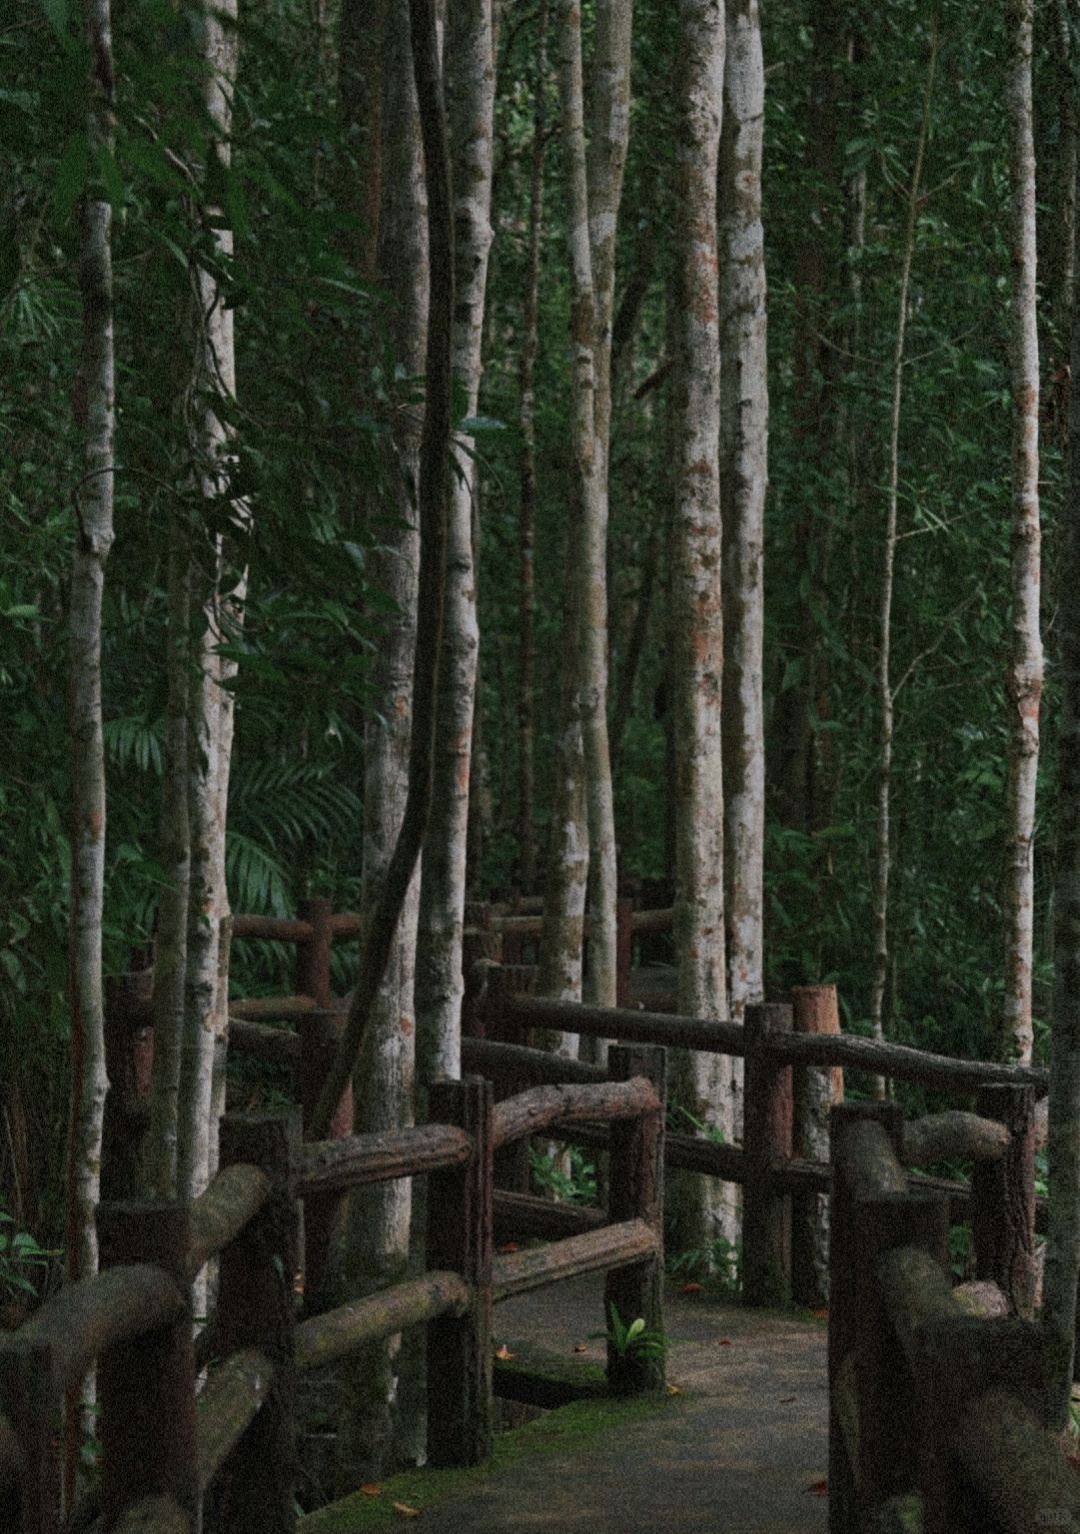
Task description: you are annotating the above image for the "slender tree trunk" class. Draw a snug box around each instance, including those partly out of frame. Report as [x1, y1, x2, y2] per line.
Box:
[670, 0, 733, 1255]
[868, 24, 936, 1078]
[1001, 0, 1043, 1066]
[517, 0, 548, 894]
[415, 0, 494, 1093]
[1053, 0, 1076, 364]
[146, 511, 190, 1200]
[1043, 106, 1080, 1431]
[176, 0, 244, 1208]
[65, 0, 115, 1485]
[719, 0, 766, 1031]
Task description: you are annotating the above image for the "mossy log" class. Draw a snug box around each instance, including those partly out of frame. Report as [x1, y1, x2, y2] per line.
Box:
[772, 1030, 1047, 1097]
[953, 1389, 1080, 1531]
[842, 1119, 908, 1202]
[10, 1264, 184, 1393]
[187, 1163, 270, 1281]
[197, 1347, 274, 1494]
[228, 995, 320, 1022]
[294, 1271, 469, 1374]
[295, 1123, 471, 1196]
[491, 1077, 659, 1150]
[952, 1279, 1009, 1319]
[227, 1018, 301, 1066]
[903, 1111, 1009, 1166]
[875, 1244, 961, 1362]
[491, 1218, 659, 1302]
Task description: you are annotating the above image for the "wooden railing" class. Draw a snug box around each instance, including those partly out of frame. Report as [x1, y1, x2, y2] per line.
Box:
[827, 1101, 1079, 1534]
[0, 1051, 666, 1534]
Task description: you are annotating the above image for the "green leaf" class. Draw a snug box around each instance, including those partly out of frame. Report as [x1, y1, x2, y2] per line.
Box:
[53, 133, 90, 227]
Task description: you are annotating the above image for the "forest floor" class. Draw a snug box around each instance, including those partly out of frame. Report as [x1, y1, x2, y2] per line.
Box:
[299, 1275, 830, 1533]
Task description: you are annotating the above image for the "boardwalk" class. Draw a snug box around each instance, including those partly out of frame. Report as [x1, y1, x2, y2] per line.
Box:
[301, 1277, 829, 1533]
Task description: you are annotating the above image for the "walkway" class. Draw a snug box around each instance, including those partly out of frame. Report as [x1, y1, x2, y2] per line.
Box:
[302, 1277, 829, 1533]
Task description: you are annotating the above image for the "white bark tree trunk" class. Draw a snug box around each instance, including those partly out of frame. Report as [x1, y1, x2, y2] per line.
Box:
[719, 0, 767, 1040]
[669, 0, 735, 1256]
[1002, 0, 1043, 1065]
[68, 0, 116, 1302]
[415, 0, 495, 1094]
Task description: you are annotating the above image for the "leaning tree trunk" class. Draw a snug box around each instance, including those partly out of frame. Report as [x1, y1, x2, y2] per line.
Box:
[176, 0, 245, 1211]
[415, 0, 495, 1096]
[1043, 103, 1080, 1431]
[669, 0, 733, 1256]
[1001, 0, 1043, 1066]
[868, 24, 936, 1084]
[65, 0, 115, 1486]
[719, 0, 766, 1032]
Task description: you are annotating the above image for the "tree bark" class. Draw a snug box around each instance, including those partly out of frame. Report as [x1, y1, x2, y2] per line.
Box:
[718, 0, 766, 1032]
[868, 24, 936, 1079]
[415, 0, 495, 1095]
[66, 6, 116, 1488]
[1002, 0, 1043, 1066]
[1041, 81, 1080, 1434]
[516, 0, 548, 894]
[669, 0, 734, 1255]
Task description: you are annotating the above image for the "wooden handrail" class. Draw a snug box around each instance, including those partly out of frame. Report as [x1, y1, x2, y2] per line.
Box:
[187, 1163, 271, 1282]
[197, 1347, 274, 1495]
[491, 1077, 660, 1150]
[295, 1122, 472, 1197]
[768, 1027, 1049, 1095]
[504, 993, 746, 1056]
[491, 1219, 660, 1302]
[295, 1271, 469, 1374]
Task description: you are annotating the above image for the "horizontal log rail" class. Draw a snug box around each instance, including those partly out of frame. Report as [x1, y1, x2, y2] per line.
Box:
[502, 993, 746, 1056]
[295, 1123, 472, 1197]
[295, 1271, 470, 1374]
[768, 1026, 1049, 1097]
[493, 1188, 607, 1241]
[197, 1347, 274, 1495]
[187, 1163, 270, 1282]
[491, 1077, 660, 1150]
[228, 1016, 302, 1064]
[462, 1035, 607, 1085]
[491, 1218, 660, 1303]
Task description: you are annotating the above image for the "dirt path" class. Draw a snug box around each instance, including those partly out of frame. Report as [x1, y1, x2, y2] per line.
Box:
[302, 1277, 830, 1533]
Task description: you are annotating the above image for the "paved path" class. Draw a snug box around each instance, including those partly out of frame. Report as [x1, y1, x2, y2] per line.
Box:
[400, 1278, 829, 1533]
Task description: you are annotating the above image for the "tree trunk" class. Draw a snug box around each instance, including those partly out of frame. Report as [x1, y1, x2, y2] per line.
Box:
[669, 0, 734, 1256]
[1053, 0, 1076, 368]
[1043, 103, 1080, 1431]
[415, 0, 495, 1094]
[1001, 0, 1043, 1066]
[65, 0, 115, 1485]
[719, 0, 766, 1032]
[517, 0, 548, 894]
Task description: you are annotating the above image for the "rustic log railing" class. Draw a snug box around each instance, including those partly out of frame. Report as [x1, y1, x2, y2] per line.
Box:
[0, 1053, 667, 1534]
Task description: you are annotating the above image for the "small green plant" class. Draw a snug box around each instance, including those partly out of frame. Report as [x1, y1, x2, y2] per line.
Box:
[590, 1302, 667, 1362]
[0, 1201, 55, 1303]
[948, 1223, 975, 1282]
[528, 1144, 597, 1205]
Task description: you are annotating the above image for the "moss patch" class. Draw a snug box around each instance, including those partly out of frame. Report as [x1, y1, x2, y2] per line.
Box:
[297, 1392, 669, 1532]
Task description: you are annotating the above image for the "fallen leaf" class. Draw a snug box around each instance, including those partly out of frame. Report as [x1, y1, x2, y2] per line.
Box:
[806, 1479, 828, 1497]
[572, 1343, 588, 1353]
[499, 1241, 520, 1253]
[812, 1308, 828, 1320]
[666, 1383, 684, 1396]
[719, 1338, 732, 1347]
[361, 1484, 382, 1497]
[780, 1396, 796, 1405]
[679, 1282, 705, 1295]
[494, 1344, 515, 1361]
[392, 1501, 422, 1518]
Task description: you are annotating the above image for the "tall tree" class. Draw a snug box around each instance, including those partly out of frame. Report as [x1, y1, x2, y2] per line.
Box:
[66, 0, 116, 1472]
[538, 0, 630, 1013]
[415, 0, 495, 1092]
[670, 0, 733, 1252]
[1001, 0, 1043, 1065]
[718, 0, 767, 1028]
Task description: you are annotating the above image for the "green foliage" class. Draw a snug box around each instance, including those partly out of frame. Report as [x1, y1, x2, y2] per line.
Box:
[0, 1198, 56, 1303]
[528, 1144, 598, 1206]
[590, 1302, 667, 1363]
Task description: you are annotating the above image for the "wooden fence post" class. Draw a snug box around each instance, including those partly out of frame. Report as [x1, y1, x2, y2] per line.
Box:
[827, 1101, 903, 1534]
[426, 1077, 494, 1467]
[299, 1011, 353, 1313]
[604, 1045, 666, 1395]
[295, 897, 333, 1008]
[462, 904, 501, 1039]
[853, 1190, 949, 1529]
[214, 1111, 299, 1534]
[0, 1336, 59, 1534]
[790, 984, 843, 1306]
[97, 1202, 199, 1530]
[971, 1083, 1036, 1319]
[742, 1002, 794, 1308]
